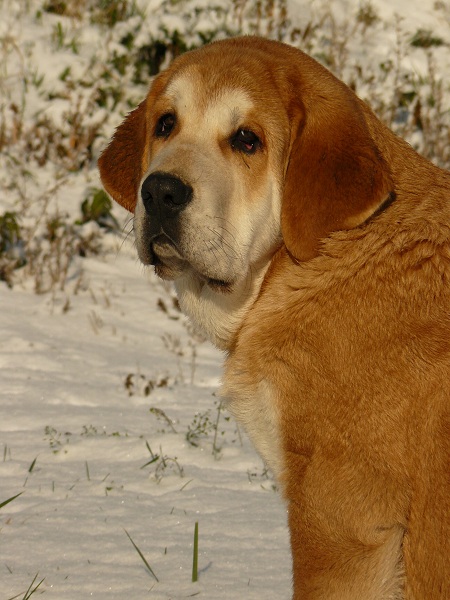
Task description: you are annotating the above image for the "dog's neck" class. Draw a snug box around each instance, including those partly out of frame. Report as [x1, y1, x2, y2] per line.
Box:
[174, 263, 270, 351]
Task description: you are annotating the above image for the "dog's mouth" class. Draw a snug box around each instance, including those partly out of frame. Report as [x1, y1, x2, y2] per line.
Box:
[150, 235, 233, 293]
[150, 235, 187, 279]
[204, 278, 233, 294]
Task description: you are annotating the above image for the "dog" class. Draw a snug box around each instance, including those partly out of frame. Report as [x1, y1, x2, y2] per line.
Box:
[98, 36, 450, 599]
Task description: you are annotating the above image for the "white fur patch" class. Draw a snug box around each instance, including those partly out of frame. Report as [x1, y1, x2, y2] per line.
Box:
[174, 262, 270, 350]
[222, 376, 284, 480]
[165, 73, 255, 140]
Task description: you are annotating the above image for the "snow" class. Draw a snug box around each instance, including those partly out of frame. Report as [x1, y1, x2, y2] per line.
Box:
[1, 0, 449, 597]
[1, 242, 291, 598]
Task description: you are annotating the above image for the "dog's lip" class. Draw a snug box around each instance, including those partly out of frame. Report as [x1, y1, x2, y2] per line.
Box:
[150, 234, 182, 260]
[150, 235, 234, 292]
[148, 234, 187, 280]
[204, 277, 233, 294]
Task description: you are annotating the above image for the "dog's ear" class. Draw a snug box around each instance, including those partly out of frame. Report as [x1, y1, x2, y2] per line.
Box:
[98, 99, 148, 213]
[281, 86, 394, 261]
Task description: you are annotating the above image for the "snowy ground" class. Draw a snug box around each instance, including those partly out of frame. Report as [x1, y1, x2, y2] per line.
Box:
[1, 237, 291, 599]
[1, 0, 449, 598]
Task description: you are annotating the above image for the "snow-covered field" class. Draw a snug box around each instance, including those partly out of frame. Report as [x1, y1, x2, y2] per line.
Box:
[1, 0, 449, 598]
[1, 237, 291, 599]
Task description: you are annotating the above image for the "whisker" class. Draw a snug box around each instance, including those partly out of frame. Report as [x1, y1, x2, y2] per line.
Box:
[212, 218, 253, 253]
[206, 226, 241, 262]
[212, 215, 240, 234]
[118, 219, 135, 253]
[204, 238, 222, 265]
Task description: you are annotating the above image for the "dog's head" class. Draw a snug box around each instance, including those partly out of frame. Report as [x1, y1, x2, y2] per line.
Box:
[99, 37, 393, 346]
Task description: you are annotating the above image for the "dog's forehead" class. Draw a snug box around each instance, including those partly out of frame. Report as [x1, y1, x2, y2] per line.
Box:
[163, 68, 254, 132]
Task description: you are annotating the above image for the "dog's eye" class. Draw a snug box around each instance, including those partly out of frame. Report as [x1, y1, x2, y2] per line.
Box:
[155, 113, 176, 138]
[231, 129, 260, 154]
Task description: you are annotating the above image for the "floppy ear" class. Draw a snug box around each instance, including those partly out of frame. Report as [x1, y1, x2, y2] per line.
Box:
[282, 91, 394, 261]
[98, 99, 148, 213]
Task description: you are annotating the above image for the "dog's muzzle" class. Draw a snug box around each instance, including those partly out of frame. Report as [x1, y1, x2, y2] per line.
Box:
[138, 172, 192, 277]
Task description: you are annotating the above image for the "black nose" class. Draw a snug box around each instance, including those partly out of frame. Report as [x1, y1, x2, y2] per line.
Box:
[141, 173, 193, 215]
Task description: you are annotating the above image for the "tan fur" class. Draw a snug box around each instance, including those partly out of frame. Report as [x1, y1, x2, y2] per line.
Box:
[98, 37, 450, 599]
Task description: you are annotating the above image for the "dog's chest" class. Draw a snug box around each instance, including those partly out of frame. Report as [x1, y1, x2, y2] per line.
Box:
[220, 368, 285, 480]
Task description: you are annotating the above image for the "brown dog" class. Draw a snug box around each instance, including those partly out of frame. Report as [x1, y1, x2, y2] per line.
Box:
[98, 37, 450, 599]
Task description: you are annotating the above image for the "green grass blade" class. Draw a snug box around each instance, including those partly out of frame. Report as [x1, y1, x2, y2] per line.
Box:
[192, 521, 199, 583]
[28, 457, 37, 473]
[8, 573, 45, 600]
[0, 492, 24, 509]
[23, 575, 45, 599]
[140, 455, 159, 469]
[124, 529, 159, 582]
